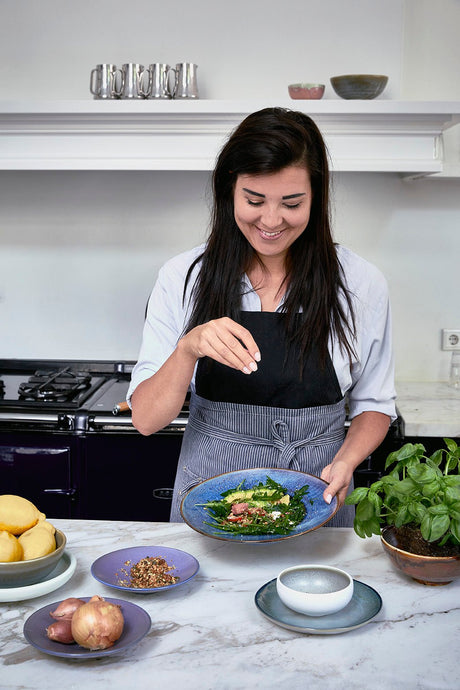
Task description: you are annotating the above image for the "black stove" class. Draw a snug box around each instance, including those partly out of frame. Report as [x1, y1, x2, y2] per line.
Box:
[0, 359, 188, 433]
[0, 358, 187, 522]
[0, 360, 116, 411]
[18, 368, 92, 403]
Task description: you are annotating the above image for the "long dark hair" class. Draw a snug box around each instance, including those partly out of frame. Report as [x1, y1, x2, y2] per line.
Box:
[183, 107, 356, 365]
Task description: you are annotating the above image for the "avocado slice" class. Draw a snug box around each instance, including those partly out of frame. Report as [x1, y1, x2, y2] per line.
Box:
[278, 494, 290, 505]
[224, 489, 255, 503]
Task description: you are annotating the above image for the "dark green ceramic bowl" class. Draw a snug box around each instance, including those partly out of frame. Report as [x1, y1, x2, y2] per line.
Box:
[330, 74, 388, 99]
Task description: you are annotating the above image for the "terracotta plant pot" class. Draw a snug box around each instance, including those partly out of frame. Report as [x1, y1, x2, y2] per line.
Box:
[381, 525, 460, 586]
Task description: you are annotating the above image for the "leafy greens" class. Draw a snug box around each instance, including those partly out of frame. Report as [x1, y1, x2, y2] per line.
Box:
[199, 476, 310, 535]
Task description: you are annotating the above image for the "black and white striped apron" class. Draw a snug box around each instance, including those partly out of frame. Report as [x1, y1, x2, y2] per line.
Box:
[169, 312, 355, 527]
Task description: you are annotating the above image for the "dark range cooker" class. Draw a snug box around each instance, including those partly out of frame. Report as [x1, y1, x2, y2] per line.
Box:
[0, 359, 404, 522]
[0, 360, 186, 521]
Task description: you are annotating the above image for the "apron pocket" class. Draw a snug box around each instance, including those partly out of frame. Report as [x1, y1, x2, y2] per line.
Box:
[178, 465, 206, 497]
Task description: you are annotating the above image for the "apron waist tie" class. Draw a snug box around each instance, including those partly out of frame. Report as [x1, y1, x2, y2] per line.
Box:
[188, 416, 344, 470]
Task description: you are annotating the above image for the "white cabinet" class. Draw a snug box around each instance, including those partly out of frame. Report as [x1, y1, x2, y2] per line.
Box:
[1, 99, 460, 174]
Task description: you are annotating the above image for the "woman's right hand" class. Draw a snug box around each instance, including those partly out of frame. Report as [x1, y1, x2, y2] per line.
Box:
[178, 317, 261, 374]
[132, 317, 260, 435]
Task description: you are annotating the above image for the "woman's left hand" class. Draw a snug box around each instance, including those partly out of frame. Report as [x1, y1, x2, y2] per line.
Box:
[320, 411, 391, 507]
[320, 461, 354, 507]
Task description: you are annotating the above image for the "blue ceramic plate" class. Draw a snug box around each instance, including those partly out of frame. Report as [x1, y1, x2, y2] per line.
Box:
[255, 578, 382, 634]
[23, 597, 151, 659]
[180, 468, 338, 543]
[91, 546, 199, 593]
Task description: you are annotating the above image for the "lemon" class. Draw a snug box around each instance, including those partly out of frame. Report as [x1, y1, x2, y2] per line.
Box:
[0, 530, 23, 562]
[36, 519, 55, 533]
[0, 494, 45, 536]
[18, 522, 56, 560]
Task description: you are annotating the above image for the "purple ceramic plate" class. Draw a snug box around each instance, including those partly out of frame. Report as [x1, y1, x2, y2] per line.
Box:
[91, 546, 199, 593]
[23, 597, 151, 659]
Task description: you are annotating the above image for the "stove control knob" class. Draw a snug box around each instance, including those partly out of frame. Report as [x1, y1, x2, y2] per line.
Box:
[57, 414, 74, 431]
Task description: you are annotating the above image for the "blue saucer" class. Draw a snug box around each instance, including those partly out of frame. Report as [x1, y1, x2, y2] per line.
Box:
[255, 578, 382, 634]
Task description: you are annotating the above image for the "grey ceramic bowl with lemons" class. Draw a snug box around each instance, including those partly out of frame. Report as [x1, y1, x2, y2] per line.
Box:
[0, 529, 67, 587]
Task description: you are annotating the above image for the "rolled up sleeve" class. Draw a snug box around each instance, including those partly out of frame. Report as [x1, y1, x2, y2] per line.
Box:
[334, 247, 397, 422]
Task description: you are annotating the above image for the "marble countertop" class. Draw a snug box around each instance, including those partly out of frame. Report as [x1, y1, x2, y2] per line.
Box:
[1, 520, 458, 690]
[395, 381, 460, 438]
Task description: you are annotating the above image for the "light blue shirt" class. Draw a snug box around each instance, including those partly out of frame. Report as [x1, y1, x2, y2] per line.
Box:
[128, 244, 396, 422]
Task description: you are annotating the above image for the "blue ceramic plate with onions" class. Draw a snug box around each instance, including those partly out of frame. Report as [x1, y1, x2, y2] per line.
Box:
[91, 546, 199, 593]
[23, 597, 151, 659]
[180, 468, 338, 543]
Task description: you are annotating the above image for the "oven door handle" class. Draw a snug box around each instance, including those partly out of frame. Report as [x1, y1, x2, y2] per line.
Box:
[42, 488, 78, 498]
[88, 415, 188, 431]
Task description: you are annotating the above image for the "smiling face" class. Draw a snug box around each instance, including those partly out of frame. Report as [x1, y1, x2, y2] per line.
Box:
[233, 165, 312, 267]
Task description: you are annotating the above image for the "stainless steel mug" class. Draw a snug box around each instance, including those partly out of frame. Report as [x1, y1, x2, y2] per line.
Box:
[171, 63, 199, 99]
[140, 63, 173, 99]
[90, 64, 118, 99]
[112, 63, 146, 99]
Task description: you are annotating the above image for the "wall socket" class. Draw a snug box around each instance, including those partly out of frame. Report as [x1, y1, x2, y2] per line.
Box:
[441, 329, 460, 350]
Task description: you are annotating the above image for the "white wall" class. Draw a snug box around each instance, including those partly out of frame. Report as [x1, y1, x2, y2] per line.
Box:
[0, 170, 211, 359]
[332, 172, 460, 382]
[0, 0, 459, 383]
[0, 0, 403, 100]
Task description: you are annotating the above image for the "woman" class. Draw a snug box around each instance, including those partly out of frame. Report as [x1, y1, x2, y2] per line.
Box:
[128, 107, 396, 526]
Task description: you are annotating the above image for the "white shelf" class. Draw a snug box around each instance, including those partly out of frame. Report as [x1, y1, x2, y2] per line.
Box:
[1, 99, 460, 173]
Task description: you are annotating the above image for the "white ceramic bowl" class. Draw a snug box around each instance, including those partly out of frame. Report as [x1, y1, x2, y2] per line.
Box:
[276, 564, 354, 616]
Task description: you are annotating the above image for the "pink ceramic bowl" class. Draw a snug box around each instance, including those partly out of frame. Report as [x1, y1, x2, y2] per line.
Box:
[288, 83, 325, 100]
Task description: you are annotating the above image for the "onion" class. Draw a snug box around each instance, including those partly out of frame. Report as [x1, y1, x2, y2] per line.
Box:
[46, 619, 75, 644]
[71, 595, 124, 650]
[50, 597, 85, 620]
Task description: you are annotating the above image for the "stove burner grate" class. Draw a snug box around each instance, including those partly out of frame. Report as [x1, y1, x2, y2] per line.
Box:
[18, 367, 92, 403]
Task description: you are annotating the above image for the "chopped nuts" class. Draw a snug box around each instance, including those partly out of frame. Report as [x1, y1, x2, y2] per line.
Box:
[116, 556, 179, 588]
